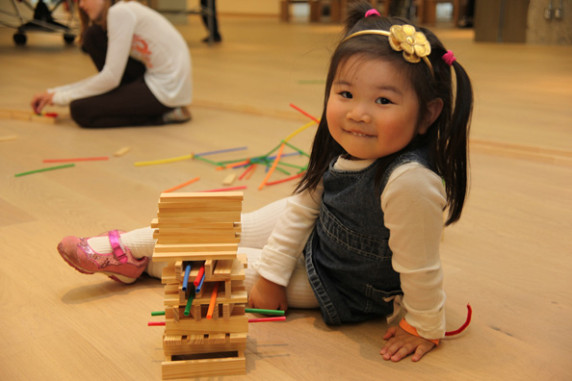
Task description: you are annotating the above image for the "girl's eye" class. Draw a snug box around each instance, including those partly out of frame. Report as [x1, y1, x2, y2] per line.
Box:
[340, 91, 352, 99]
[376, 97, 391, 105]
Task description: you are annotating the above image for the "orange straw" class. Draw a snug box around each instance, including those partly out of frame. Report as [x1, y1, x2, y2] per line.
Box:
[206, 283, 219, 319]
[43, 156, 108, 163]
[162, 176, 200, 193]
[258, 142, 285, 190]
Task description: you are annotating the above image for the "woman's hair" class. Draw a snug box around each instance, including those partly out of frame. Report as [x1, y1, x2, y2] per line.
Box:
[296, 0, 473, 225]
[78, 0, 120, 42]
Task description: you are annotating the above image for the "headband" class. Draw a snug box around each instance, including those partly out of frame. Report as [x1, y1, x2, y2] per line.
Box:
[342, 24, 434, 77]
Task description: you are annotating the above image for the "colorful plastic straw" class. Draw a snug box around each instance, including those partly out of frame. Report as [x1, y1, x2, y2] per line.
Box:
[193, 265, 205, 287]
[289, 103, 320, 123]
[151, 311, 165, 316]
[182, 264, 192, 291]
[163, 177, 200, 193]
[258, 142, 286, 190]
[202, 185, 247, 192]
[206, 283, 219, 319]
[265, 172, 305, 186]
[15, 163, 75, 177]
[147, 322, 166, 326]
[134, 154, 192, 167]
[283, 120, 317, 143]
[43, 156, 108, 163]
[184, 295, 194, 316]
[194, 146, 247, 157]
[196, 272, 206, 292]
[248, 316, 286, 323]
[245, 308, 285, 316]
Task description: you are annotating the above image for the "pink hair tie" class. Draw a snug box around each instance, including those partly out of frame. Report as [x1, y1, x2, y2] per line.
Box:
[442, 50, 456, 66]
[365, 9, 380, 18]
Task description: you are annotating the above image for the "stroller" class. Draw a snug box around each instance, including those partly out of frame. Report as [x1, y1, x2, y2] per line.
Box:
[0, 0, 77, 45]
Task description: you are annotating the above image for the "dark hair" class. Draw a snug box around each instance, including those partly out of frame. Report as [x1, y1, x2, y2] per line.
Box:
[296, 1, 473, 225]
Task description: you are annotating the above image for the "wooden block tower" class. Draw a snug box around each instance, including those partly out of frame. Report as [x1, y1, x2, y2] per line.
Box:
[151, 191, 248, 379]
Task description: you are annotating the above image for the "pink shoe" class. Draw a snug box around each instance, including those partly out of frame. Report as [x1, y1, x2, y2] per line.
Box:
[57, 230, 149, 284]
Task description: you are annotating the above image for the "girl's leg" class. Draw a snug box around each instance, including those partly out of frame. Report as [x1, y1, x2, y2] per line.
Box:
[239, 197, 289, 249]
[69, 77, 172, 128]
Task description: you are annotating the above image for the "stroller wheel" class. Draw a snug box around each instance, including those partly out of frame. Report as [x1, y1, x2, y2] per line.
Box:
[63, 33, 76, 45]
[13, 32, 27, 46]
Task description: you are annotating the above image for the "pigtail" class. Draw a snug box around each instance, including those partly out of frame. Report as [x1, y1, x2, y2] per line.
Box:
[437, 58, 473, 225]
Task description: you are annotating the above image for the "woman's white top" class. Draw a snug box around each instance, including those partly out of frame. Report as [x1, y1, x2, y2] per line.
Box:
[50, 1, 192, 107]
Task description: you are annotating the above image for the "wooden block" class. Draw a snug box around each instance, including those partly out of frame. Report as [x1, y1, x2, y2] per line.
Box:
[30, 114, 57, 124]
[165, 314, 248, 335]
[153, 250, 238, 263]
[113, 146, 130, 157]
[156, 210, 242, 224]
[10, 110, 32, 121]
[204, 259, 214, 278]
[161, 353, 246, 379]
[159, 191, 243, 203]
[222, 173, 236, 185]
[154, 243, 238, 254]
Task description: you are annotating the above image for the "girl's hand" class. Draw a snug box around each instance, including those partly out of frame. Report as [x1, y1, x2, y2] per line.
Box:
[380, 325, 437, 362]
[248, 276, 288, 312]
[31, 91, 54, 114]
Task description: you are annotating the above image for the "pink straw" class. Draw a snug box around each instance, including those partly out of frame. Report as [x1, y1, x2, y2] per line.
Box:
[248, 316, 286, 323]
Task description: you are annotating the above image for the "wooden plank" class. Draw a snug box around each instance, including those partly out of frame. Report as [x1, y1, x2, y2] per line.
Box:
[159, 191, 243, 202]
[164, 314, 248, 335]
[155, 243, 238, 253]
[153, 250, 237, 263]
[161, 355, 246, 379]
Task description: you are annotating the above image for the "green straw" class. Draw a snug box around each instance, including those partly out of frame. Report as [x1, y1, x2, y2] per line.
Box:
[15, 163, 75, 177]
[245, 308, 285, 316]
[184, 295, 194, 316]
[151, 311, 165, 316]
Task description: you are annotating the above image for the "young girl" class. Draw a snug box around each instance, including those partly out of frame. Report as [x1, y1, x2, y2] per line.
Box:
[30, 0, 192, 128]
[57, 1, 472, 363]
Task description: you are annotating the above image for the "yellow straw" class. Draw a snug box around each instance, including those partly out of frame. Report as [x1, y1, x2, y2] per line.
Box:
[283, 120, 318, 143]
[134, 154, 193, 167]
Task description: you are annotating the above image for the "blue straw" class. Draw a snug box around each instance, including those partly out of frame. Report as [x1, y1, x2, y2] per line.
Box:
[182, 264, 191, 291]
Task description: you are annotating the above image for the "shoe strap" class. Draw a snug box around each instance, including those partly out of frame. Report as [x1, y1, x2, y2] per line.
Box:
[108, 230, 128, 263]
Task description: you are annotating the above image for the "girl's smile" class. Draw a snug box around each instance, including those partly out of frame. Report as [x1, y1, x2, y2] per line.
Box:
[326, 55, 426, 160]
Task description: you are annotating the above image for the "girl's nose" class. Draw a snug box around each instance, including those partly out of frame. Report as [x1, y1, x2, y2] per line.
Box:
[346, 103, 371, 123]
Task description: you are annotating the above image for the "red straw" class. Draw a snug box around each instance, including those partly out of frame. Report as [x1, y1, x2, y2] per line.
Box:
[163, 177, 200, 193]
[239, 164, 256, 180]
[265, 172, 305, 186]
[445, 304, 472, 336]
[193, 265, 205, 287]
[43, 156, 109, 163]
[289, 103, 320, 123]
[148, 321, 165, 326]
[248, 316, 286, 323]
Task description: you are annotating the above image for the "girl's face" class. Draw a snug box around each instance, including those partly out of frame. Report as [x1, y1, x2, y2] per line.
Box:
[79, 0, 106, 21]
[326, 55, 427, 160]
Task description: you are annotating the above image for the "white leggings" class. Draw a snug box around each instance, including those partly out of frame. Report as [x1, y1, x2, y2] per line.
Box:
[144, 197, 318, 308]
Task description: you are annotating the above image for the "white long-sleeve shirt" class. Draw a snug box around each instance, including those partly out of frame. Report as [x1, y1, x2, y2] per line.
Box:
[255, 156, 447, 339]
[50, 1, 191, 107]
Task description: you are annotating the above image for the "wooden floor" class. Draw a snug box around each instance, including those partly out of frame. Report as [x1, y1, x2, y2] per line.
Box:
[1, 14, 571, 381]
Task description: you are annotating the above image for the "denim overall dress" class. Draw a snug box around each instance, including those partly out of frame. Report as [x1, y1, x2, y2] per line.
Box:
[304, 148, 431, 325]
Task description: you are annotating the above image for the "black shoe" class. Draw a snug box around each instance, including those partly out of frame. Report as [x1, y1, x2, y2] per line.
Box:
[201, 35, 222, 43]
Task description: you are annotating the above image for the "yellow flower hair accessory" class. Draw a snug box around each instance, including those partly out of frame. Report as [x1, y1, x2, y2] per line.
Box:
[342, 25, 434, 77]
